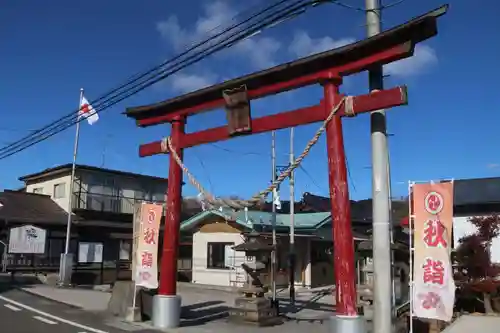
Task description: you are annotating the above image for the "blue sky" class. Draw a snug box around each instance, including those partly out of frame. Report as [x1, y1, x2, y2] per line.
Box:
[1, 0, 499, 202]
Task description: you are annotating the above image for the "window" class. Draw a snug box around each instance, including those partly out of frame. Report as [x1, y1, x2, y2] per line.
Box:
[33, 187, 44, 194]
[53, 183, 66, 199]
[119, 240, 131, 260]
[152, 191, 165, 202]
[207, 242, 234, 269]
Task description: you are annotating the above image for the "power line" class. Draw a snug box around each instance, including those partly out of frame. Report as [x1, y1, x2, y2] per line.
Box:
[1, 0, 295, 153]
[1, 0, 298, 154]
[191, 150, 216, 194]
[345, 156, 357, 193]
[329, 0, 406, 12]
[209, 143, 278, 157]
[298, 165, 327, 194]
[0, 0, 326, 160]
[0, 128, 37, 133]
[210, 142, 357, 194]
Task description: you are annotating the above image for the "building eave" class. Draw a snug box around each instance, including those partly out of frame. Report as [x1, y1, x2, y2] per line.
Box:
[19, 163, 170, 183]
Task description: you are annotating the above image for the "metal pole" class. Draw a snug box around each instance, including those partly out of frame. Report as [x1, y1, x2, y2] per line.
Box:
[64, 96, 82, 254]
[59, 88, 83, 285]
[0, 241, 7, 273]
[408, 181, 414, 333]
[289, 128, 296, 305]
[387, 142, 396, 312]
[366, 1, 393, 333]
[271, 131, 278, 307]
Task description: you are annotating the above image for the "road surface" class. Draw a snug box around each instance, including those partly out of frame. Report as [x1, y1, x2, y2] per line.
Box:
[0, 285, 156, 333]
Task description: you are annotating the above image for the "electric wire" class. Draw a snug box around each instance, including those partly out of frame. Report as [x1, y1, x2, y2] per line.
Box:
[298, 165, 327, 194]
[209, 141, 335, 196]
[0, 0, 326, 160]
[0, 0, 296, 154]
[1, 0, 306, 156]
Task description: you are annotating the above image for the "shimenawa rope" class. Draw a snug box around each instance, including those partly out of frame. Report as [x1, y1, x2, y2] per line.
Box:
[160, 95, 354, 210]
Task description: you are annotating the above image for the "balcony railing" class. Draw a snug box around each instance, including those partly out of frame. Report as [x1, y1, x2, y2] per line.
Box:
[73, 192, 165, 215]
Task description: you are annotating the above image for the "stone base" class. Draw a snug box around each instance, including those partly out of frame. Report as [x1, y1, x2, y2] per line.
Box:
[125, 307, 141, 322]
[152, 294, 182, 329]
[228, 297, 282, 326]
[329, 315, 367, 333]
[58, 253, 73, 286]
[107, 281, 139, 318]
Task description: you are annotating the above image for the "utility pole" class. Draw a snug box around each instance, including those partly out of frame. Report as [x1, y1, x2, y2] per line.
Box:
[288, 128, 296, 305]
[271, 131, 278, 310]
[59, 88, 84, 286]
[366, 1, 393, 333]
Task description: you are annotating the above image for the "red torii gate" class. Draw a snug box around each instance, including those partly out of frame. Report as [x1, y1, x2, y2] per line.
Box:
[126, 6, 446, 330]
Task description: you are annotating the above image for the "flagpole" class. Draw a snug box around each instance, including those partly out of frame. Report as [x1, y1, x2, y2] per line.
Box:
[271, 130, 277, 309]
[59, 88, 83, 285]
[288, 127, 295, 305]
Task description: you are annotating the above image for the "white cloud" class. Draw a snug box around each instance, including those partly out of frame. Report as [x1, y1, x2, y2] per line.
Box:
[169, 72, 218, 93]
[156, 1, 236, 52]
[156, 0, 282, 71]
[156, 16, 189, 51]
[288, 31, 438, 78]
[384, 44, 438, 77]
[289, 31, 355, 58]
[232, 36, 281, 68]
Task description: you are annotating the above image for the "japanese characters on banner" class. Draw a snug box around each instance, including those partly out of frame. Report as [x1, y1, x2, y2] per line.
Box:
[412, 182, 456, 322]
[134, 202, 162, 289]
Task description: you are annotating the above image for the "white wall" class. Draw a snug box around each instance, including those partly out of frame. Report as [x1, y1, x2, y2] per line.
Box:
[453, 215, 500, 263]
[24, 168, 167, 215]
[26, 174, 73, 212]
[191, 231, 245, 287]
[79, 170, 166, 214]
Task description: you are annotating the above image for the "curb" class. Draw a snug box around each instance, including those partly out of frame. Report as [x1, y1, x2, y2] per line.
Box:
[14, 286, 83, 310]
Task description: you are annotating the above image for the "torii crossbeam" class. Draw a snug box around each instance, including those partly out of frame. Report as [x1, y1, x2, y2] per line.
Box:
[125, 6, 447, 330]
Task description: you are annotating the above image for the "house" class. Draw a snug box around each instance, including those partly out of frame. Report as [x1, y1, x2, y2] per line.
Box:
[301, 192, 409, 222]
[179, 208, 378, 289]
[20, 163, 168, 215]
[0, 163, 175, 284]
[0, 190, 74, 271]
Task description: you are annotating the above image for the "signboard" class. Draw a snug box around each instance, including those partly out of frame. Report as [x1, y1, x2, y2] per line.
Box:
[134, 202, 162, 289]
[412, 182, 455, 322]
[78, 242, 103, 263]
[8, 225, 46, 254]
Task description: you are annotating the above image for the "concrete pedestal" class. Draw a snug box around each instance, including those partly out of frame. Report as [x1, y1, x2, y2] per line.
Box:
[152, 294, 182, 329]
[58, 253, 73, 286]
[125, 307, 141, 322]
[329, 315, 367, 333]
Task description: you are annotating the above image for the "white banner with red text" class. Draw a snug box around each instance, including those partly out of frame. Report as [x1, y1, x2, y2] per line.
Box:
[412, 182, 456, 322]
[134, 202, 162, 289]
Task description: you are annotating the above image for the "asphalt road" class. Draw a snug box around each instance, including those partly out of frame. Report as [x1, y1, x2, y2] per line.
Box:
[0, 285, 157, 333]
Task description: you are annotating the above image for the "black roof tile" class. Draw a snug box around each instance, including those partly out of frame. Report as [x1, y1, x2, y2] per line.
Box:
[0, 191, 73, 224]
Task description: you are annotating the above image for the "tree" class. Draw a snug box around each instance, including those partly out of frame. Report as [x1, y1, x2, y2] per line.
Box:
[453, 215, 500, 313]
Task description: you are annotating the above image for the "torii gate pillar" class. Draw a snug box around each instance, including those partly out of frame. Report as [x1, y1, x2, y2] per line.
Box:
[152, 116, 185, 328]
[324, 81, 366, 332]
[324, 81, 358, 315]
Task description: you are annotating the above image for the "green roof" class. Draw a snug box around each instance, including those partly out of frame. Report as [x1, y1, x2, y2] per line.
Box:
[180, 208, 331, 232]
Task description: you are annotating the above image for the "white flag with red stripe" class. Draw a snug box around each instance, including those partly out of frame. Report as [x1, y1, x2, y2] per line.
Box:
[78, 95, 99, 125]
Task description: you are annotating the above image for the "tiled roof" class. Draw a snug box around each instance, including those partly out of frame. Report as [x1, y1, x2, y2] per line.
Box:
[454, 177, 500, 205]
[301, 192, 408, 223]
[180, 208, 332, 232]
[19, 163, 169, 182]
[0, 191, 72, 224]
